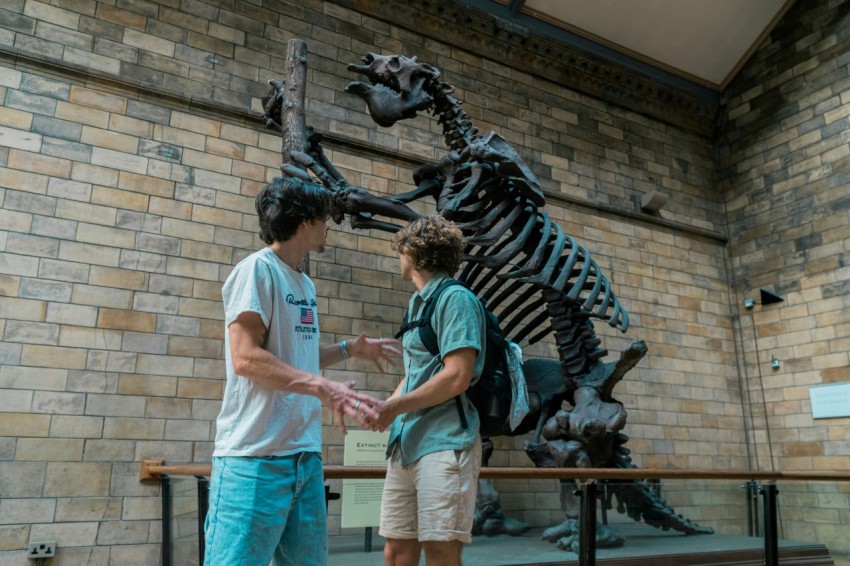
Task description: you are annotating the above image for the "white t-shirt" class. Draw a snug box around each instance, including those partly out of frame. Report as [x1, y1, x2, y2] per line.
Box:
[214, 247, 322, 456]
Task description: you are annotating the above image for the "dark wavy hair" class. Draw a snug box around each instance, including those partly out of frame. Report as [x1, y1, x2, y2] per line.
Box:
[255, 177, 332, 244]
[391, 216, 465, 275]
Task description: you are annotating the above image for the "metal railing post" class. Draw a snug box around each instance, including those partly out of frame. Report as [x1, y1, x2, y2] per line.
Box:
[760, 482, 779, 566]
[161, 475, 173, 566]
[600, 482, 608, 525]
[196, 476, 209, 565]
[364, 527, 373, 553]
[325, 484, 340, 510]
[650, 478, 662, 498]
[742, 480, 760, 536]
[578, 480, 597, 566]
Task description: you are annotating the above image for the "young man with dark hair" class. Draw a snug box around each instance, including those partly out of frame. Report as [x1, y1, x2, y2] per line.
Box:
[373, 216, 486, 566]
[204, 176, 399, 566]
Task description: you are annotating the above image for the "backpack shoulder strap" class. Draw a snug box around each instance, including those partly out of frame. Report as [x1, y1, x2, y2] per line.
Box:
[393, 278, 465, 354]
[396, 278, 482, 432]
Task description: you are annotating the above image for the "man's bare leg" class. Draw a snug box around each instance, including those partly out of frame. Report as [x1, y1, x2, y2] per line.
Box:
[384, 537, 422, 566]
[423, 540, 463, 566]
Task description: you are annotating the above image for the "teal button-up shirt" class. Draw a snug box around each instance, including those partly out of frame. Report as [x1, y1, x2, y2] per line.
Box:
[386, 273, 486, 467]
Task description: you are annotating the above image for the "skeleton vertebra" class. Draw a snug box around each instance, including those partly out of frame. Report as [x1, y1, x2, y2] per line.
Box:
[262, 51, 712, 552]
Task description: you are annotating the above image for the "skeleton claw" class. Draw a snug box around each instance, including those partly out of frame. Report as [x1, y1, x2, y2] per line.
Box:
[280, 163, 313, 182]
[290, 150, 341, 191]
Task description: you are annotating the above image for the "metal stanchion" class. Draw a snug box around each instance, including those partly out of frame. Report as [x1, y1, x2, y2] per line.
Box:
[577, 481, 597, 566]
[760, 483, 779, 566]
[742, 480, 760, 536]
[364, 527, 373, 553]
[325, 484, 340, 510]
[196, 476, 209, 565]
[161, 475, 173, 566]
[600, 482, 608, 525]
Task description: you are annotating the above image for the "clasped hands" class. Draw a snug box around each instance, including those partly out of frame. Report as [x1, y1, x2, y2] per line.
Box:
[342, 396, 399, 434]
[329, 334, 401, 433]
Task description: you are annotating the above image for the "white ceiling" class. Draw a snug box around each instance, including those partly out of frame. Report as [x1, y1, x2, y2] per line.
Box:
[481, 0, 795, 91]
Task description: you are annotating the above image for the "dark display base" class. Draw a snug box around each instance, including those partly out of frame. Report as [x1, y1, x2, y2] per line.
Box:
[328, 523, 834, 566]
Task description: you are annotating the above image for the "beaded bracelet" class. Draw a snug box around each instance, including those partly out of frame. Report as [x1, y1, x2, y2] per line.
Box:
[340, 340, 350, 360]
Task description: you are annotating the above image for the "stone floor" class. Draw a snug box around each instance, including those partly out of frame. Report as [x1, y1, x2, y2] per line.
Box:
[328, 523, 839, 565]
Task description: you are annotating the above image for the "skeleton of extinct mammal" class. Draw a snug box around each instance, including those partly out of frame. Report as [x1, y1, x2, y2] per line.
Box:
[261, 51, 713, 552]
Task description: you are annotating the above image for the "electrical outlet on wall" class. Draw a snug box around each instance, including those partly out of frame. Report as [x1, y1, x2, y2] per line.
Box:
[27, 541, 56, 559]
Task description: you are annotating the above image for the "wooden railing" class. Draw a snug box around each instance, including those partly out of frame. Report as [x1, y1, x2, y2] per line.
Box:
[139, 460, 850, 566]
[140, 459, 850, 482]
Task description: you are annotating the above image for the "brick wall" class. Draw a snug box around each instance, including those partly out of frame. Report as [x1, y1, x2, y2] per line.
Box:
[0, 0, 844, 562]
[716, 0, 850, 552]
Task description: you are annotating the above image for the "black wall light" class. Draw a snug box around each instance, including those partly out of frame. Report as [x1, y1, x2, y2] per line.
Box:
[744, 289, 784, 309]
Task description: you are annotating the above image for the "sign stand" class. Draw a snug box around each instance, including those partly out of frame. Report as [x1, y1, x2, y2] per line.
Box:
[341, 430, 390, 552]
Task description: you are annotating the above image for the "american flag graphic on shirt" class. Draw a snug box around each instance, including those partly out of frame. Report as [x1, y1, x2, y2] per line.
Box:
[300, 307, 315, 324]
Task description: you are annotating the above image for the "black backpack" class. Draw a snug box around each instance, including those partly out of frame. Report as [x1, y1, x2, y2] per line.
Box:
[395, 279, 513, 437]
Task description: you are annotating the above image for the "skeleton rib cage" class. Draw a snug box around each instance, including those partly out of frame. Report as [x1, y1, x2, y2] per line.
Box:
[438, 156, 628, 378]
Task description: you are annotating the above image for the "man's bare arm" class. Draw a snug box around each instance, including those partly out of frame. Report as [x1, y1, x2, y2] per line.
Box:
[372, 348, 476, 431]
[228, 311, 379, 432]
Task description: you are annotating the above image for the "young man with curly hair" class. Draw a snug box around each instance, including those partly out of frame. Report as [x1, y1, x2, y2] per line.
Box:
[373, 216, 486, 566]
[204, 176, 399, 566]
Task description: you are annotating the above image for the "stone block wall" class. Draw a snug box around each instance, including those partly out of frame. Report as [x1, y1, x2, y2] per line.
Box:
[716, 0, 850, 553]
[1, 0, 844, 562]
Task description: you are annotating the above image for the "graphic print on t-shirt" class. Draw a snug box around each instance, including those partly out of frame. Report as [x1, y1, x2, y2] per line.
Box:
[289, 293, 319, 339]
[300, 307, 314, 324]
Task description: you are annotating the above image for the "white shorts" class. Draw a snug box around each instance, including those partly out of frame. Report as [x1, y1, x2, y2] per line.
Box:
[379, 437, 482, 543]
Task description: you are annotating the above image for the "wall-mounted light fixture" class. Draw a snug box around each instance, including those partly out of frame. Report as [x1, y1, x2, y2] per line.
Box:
[771, 355, 781, 370]
[759, 289, 784, 305]
[640, 191, 667, 213]
[743, 289, 784, 309]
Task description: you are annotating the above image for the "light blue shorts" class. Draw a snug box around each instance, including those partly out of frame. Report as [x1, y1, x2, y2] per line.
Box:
[204, 452, 327, 566]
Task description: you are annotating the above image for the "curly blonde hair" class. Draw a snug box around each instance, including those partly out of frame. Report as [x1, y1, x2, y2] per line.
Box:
[391, 216, 465, 275]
